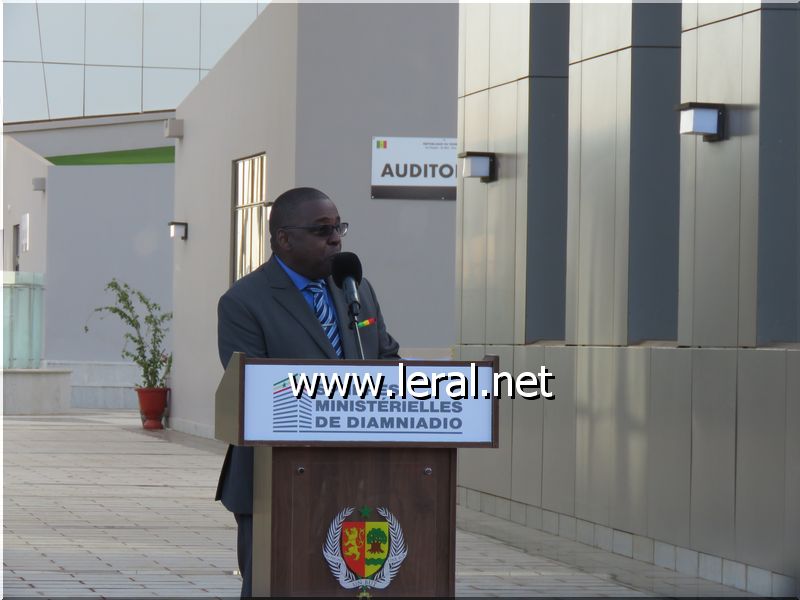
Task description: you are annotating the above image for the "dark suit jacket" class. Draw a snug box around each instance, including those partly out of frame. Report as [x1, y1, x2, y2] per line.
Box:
[216, 256, 401, 514]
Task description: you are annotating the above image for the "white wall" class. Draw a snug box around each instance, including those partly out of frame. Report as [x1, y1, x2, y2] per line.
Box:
[171, 3, 458, 437]
[3, 137, 51, 273]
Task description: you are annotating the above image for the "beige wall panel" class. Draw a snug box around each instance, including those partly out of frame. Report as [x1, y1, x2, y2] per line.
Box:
[612, 50, 631, 346]
[611, 347, 649, 536]
[464, 3, 490, 95]
[575, 346, 616, 525]
[489, 3, 530, 88]
[737, 12, 760, 347]
[3, 137, 51, 274]
[514, 80, 529, 346]
[541, 345, 576, 515]
[458, 344, 513, 498]
[736, 349, 786, 572]
[458, 4, 466, 99]
[692, 15, 742, 348]
[172, 3, 298, 435]
[692, 137, 742, 347]
[485, 84, 518, 345]
[786, 350, 800, 579]
[678, 30, 697, 345]
[575, 3, 632, 62]
[678, 135, 697, 346]
[680, 29, 698, 103]
[682, 2, 698, 32]
[697, 3, 746, 27]
[461, 92, 489, 344]
[697, 16, 743, 103]
[565, 63, 582, 343]
[690, 348, 737, 558]
[576, 54, 618, 345]
[647, 347, 692, 547]
[568, 2, 582, 65]
[455, 99, 465, 345]
[510, 345, 545, 506]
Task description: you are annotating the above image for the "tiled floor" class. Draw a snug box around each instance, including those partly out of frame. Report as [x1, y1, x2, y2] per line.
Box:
[3, 411, 754, 598]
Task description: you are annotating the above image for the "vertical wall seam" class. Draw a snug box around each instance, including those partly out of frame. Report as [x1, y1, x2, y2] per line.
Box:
[688, 348, 694, 547]
[34, 1, 51, 120]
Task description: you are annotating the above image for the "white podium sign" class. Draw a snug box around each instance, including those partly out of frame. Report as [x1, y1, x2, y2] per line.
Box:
[241, 360, 496, 445]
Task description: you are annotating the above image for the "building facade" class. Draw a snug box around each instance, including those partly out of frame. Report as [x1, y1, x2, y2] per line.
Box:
[455, 2, 798, 594]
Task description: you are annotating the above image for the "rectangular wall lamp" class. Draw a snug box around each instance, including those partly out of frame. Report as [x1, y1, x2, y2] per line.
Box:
[169, 221, 188, 240]
[678, 102, 726, 142]
[458, 151, 497, 183]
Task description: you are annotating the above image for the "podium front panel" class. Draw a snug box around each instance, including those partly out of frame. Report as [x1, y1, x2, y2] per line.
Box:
[270, 447, 455, 596]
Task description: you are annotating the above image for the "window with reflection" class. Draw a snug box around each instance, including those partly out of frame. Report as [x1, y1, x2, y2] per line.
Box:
[233, 154, 268, 281]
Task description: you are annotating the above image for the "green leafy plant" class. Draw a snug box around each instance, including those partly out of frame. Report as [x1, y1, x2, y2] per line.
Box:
[85, 279, 172, 388]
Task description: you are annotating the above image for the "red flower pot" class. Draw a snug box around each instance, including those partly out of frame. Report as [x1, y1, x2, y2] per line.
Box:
[136, 387, 169, 430]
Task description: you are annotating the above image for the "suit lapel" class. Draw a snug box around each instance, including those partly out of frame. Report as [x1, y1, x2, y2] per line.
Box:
[328, 278, 358, 359]
[264, 258, 337, 359]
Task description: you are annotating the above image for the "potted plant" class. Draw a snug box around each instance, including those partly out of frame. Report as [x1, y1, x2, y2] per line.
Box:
[85, 279, 173, 429]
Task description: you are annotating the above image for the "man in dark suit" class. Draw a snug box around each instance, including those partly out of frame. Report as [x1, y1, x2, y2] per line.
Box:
[216, 186, 400, 597]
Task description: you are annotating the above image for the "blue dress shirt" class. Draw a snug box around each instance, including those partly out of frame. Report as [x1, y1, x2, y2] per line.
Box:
[275, 255, 343, 337]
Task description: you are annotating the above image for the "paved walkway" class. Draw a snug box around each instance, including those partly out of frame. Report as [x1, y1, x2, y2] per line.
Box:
[3, 411, 753, 598]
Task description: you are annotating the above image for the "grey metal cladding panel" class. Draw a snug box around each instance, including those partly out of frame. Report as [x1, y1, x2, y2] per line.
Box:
[485, 83, 518, 345]
[575, 346, 616, 525]
[565, 63, 582, 344]
[464, 3, 490, 95]
[577, 54, 618, 345]
[786, 350, 800, 577]
[461, 91, 489, 345]
[526, 77, 568, 343]
[569, 2, 583, 65]
[757, 9, 800, 344]
[489, 3, 529, 88]
[576, 3, 633, 62]
[647, 348, 692, 548]
[541, 345, 576, 515]
[628, 48, 680, 343]
[736, 349, 787, 572]
[510, 345, 545, 506]
[631, 3, 681, 48]
[610, 347, 650, 536]
[530, 2, 569, 78]
[458, 345, 513, 498]
[690, 348, 737, 558]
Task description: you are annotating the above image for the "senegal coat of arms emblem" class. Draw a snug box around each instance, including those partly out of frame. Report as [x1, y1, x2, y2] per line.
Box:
[323, 506, 407, 589]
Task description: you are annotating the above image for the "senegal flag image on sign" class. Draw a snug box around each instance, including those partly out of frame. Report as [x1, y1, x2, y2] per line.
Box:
[341, 520, 389, 578]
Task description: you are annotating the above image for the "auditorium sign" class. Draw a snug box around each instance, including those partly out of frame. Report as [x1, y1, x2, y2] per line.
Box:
[371, 136, 457, 200]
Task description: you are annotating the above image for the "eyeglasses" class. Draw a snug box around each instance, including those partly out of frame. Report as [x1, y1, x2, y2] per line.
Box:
[280, 222, 349, 237]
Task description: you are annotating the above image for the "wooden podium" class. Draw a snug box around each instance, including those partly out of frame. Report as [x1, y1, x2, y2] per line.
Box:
[215, 353, 497, 597]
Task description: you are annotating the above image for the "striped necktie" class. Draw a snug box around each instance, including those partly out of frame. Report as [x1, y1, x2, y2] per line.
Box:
[305, 281, 344, 358]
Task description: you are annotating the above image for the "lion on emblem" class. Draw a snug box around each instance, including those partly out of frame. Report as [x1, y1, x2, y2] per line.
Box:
[343, 526, 364, 560]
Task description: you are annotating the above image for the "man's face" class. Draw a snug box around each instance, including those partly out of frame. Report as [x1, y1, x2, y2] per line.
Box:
[276, 197, 342, 280]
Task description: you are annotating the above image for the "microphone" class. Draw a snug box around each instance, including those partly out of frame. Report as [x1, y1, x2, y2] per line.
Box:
[331, 252, 363, 317]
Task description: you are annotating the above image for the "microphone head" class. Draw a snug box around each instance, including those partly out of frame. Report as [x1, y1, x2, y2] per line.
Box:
[331, 252, 362, 288]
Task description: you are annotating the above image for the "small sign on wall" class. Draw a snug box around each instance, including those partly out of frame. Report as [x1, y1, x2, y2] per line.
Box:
[371, 136, 457, 200]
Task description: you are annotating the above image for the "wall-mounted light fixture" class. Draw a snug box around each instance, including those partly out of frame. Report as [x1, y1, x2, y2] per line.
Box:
[164, 118, 184, 139]
[32, 177, 46, 192]
[168, 221, 188, 240]
[458, 151, 497, 183]
[678, 102, 726, 142]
